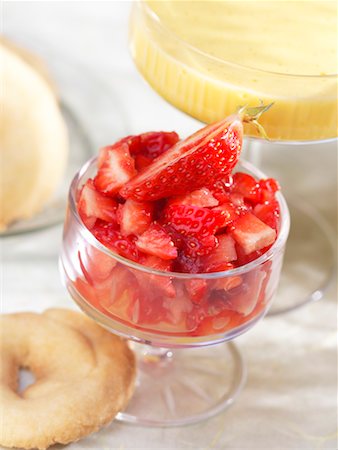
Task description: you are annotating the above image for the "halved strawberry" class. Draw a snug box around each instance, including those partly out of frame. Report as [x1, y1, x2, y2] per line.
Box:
[120, 115, 242, 200]
[136, 223, 178, 260]
[94, 143, 137, 196]
[164, 205, 224, 238]
[200, 234, 237, 272]
[78, 179, 117, 228]
[253, 200, 280, 231]
[92, 221, 139, 261]
[232, 172, 260, 202]
[169, 188, 219, 208]
[118, 199, 153, 236]
[231, 212, 276, 255]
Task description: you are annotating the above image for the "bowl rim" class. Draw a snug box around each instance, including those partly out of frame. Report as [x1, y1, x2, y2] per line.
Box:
[68, 157, 290, 280]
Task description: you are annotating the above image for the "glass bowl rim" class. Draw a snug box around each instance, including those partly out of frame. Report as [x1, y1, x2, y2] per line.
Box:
[68, 156, 290, 280]
[136, 0, 338, 79]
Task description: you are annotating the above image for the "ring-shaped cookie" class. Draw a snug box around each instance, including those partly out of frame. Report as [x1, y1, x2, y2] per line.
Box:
[0, 309, 136, 449]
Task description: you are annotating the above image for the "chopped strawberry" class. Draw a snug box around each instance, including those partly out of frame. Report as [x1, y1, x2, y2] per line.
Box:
[210, 176, 233, 203]
[78, 179, 117, 228]
[259, 178, 281, 202]
[135, 255, 176, 298]
[136, 223, 178, 260]
[92, 221, 139, 261]
[120, 116, 242, 200]
[110, 131, 179, 160]
[254, 200, 280, 231]
[185, 279, 208, 303]
[200, 234, 237, 272]
[221, 269, 266, 315]
[228, 192, 247, 209]
[212, 274, 242, 292]
[173, 252, 202, 274]
[78, 247, 117, 285]
[231, 212, 276, 255]
[134, 154, 153, 171]
[94, 143, 137, 196]
[194, 309, 236, 336]
[138, 131, 180, 159]
[118, 199, 153, 236]
[164, 205, 224, 238]
[232, 172, 260, 202]
[169, 188, 219, 208]
[100, 265, 137, 308]
[212, 202, 239, 228]
[182, 234, 219, 258]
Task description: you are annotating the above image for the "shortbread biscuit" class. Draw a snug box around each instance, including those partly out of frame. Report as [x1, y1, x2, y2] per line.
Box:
[0, 309, 136, 449]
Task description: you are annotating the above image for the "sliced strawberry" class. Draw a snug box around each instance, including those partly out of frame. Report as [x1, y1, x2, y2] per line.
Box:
[212, 202, 239, 228]
[254, 200, 280, 231]
[136, 223, 178, 260]
[120, 115, 242, 200]
[232, 172, 260, 202]
[169, 188, 219, 208]
[164, 205, 224, 238]
[78, 179, 117, 228]
[185, 279, 208, 303]
[94, 143, 137, 196]
[231, 212, 276, 255]
[200, 234, 237, 272]
[92, 221, 139, 261]
[118, 199, 153, 236]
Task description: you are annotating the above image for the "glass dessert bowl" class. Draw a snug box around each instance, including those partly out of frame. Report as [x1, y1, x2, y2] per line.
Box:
[129, 0, 337, 315]
[60, 116, 290, 424]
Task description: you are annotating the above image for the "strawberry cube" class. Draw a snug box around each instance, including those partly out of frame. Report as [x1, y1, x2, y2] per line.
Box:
[94, 143, 137, 196]
[231, 213, 276, 255]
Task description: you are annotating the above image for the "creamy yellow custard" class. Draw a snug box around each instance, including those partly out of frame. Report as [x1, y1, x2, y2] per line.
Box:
[130, 0, 338, 141]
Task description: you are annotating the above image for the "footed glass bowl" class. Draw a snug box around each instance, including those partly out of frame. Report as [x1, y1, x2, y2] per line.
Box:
[59, 157, 289, 426]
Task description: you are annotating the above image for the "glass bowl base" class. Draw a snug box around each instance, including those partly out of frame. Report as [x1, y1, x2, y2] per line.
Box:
[116, 342, 246, 427]
[268, 196, 336, 315]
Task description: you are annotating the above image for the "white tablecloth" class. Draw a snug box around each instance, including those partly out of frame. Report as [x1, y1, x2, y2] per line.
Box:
[2, 2, 337, 449]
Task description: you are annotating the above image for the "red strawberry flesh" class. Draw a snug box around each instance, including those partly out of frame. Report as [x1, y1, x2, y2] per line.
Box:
[120, 116, 242, 200]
